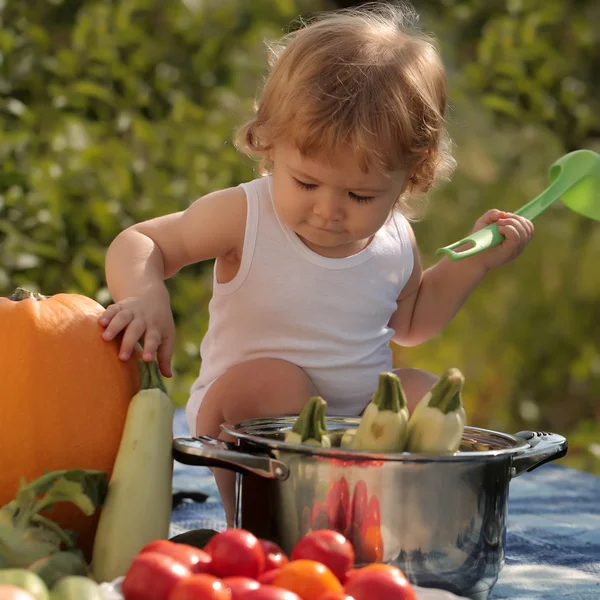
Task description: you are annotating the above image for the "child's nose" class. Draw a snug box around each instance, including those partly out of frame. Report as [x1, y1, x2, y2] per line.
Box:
[314, 192, 344, 221]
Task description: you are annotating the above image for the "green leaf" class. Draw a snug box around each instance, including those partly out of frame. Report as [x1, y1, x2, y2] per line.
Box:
[68, 81, 114, 105]
[29, 550, 89, 588]
[39, 480, 93, 517]
[12, 469, 108, 521]
[0, 520, 62, 568]
[51, 470, 108, 515]
[481, 94, 522, 118]
[71, 261, 98, 296]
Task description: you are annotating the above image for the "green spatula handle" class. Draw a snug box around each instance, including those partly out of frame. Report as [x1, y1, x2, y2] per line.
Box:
[436, 164, 574, 261]
[436, 223, 505, 260]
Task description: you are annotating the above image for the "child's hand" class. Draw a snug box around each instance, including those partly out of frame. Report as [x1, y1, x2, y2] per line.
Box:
[471, 209, 534, 271]
[98, 292, 175, 378]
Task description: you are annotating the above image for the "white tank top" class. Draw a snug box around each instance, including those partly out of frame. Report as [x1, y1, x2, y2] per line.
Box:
[190, 175, 414, 416]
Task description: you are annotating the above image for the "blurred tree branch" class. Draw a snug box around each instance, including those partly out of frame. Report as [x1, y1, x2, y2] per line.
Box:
[334, 0, 600, 152]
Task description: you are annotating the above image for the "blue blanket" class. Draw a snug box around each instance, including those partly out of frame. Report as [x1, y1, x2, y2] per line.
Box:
[170, 410, 600, 599]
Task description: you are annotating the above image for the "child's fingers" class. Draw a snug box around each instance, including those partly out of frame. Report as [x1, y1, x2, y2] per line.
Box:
[157, 336, 174, 378]
[141, 328, 162, 362]
[472, 209, 510, 232]
[479, 209, 507, 225]
[118, 318, 148, 361]
[98, 304, 121, 326]
[522, 216, 535, 238]
[501, 215, 529, 242]
[499, 213, 534, 235]
[158, 359, 173, 379]
[102, 308, 134, 341]
[514, 215, 534, 244]
[498, 217, 528, 253]
[497, 224, 520, 253]
[498, 216, 528, 237]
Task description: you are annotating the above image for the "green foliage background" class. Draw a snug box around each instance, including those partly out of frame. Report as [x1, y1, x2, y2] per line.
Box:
[1, 0, 598, 474]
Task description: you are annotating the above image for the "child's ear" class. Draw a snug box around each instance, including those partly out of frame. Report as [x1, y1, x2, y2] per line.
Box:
[397, 169, 413, 195]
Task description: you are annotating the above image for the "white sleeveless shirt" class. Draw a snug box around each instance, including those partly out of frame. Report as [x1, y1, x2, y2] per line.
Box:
[188, 175, 414, 422]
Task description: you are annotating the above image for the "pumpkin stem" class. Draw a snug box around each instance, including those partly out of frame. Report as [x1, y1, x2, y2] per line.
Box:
[138, 359, 167, 393]
[9, 287, 48, 301]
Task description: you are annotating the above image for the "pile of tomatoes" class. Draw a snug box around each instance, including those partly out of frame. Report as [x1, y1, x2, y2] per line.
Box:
[121, 528, 417, 600]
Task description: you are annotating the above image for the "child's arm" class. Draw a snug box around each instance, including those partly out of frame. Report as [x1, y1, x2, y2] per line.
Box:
[390, 209, 534, 346]
[100, 186, 247, 375]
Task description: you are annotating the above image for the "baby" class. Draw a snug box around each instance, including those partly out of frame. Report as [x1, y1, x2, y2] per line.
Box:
[99, 3, 534, 524]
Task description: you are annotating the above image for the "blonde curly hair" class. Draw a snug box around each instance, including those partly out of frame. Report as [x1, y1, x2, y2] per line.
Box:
[235, 2, 456, 219]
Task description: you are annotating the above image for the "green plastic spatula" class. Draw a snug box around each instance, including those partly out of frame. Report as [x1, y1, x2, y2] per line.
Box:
[436, 149, 600, 261]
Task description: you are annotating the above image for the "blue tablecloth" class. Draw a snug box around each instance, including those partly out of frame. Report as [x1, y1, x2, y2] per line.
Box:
[170, 410, 600, 599]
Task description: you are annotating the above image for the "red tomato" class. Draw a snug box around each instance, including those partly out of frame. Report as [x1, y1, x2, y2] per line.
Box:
[344, 570, 416, 600]
[243, 585, 303, 600]
[311, 501, 333, 530]
[291, 530, 354, 583]
[344, 481, 369, 552]
[342, 569, 359, 585]
[344, 522, 384, 563]
[141, 539, 213, 574]
[317, 594, 355, 600]
[221, 576, 260, 599]
[168, 574, 232, 600]
[259, 539, 289, 571]
[325, 477, 350, 534]
[205, 529, 265, 579]
[357, 525, 384, 563]
[257, 569, 280, 585]
[350, 481, 368, 528]
[346, 564, 407, 582]
[0, 586, 35, 600]
[366, 495, 381, 529]
[122, 551, 191, 600]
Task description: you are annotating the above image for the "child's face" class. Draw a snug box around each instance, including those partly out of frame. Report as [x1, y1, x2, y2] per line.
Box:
[271, 141, 408, 258]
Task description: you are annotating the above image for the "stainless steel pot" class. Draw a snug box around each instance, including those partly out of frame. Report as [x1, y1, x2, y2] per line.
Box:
[173, 417, 567, 600]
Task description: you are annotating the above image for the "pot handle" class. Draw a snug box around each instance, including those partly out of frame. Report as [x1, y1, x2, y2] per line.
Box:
[172, 436, 290, 481]
[510, 431, 568, 478]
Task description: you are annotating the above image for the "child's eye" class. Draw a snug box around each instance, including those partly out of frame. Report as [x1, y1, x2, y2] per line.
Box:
[349, 192, 375, 203]
[294, 178, 317, 191]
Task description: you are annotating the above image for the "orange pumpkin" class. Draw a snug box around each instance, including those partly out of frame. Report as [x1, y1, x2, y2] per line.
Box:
[0, 288, 140, 558]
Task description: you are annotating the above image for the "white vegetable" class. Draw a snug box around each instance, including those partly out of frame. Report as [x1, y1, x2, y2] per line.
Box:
[50, 576, 104, 600]
[340, 429, 357, 449]
[406, 368, 467, 454]
[352, 372, 409, 452]
[91, 360, 174, 583]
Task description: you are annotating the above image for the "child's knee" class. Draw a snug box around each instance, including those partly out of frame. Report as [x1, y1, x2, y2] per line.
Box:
[196, 358, 317, 435]
[250, 358, 318, 398]
[393, 367, 438, 413]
